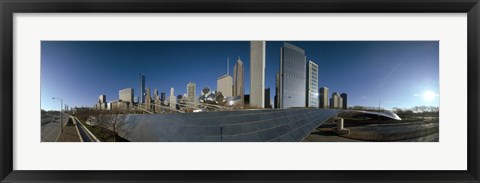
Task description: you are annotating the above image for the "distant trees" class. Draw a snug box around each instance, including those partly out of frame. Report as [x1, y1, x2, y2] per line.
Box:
[392, 106, 439, 120]
[348, 105, 384, 111]
[347, 105, 439, 120]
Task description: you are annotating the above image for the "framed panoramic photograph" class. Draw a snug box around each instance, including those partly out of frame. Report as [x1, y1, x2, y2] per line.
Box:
[39, 40, 439, 142]
[1, 0, 479, 182]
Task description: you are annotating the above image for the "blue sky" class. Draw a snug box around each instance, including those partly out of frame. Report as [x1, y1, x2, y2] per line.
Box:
[41, 41, 439, 110]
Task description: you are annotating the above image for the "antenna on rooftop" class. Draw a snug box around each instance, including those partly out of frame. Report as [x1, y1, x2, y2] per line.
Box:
[227, 57, 230, 75]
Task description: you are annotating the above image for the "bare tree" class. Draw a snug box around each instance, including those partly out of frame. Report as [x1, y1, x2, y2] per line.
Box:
[99, 109, 130, 142]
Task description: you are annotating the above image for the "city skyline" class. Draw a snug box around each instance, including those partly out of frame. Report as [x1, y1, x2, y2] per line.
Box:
[41, 41, 439, 110]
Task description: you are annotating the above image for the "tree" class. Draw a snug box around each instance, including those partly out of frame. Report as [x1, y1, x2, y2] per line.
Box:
[99, 109, 130, 142]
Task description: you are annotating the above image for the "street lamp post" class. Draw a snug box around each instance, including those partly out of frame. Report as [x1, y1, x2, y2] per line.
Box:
[52, 97, 63, 133]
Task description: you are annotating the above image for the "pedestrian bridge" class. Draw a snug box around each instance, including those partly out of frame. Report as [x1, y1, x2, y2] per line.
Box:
[116, 108, 400, 142]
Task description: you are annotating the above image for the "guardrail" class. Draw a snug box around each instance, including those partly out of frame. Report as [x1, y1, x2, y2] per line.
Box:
[73, 116, 101, 142]
[72, 116, 84, 142]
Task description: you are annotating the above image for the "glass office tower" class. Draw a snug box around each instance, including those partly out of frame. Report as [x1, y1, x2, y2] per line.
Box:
[279, 42, 307, 108]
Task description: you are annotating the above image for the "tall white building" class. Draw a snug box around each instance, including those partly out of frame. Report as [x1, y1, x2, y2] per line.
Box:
[307, 61, 319, 108]
[233, 57, 244, 106]
[169, 87, 176, 110]
[250, 41, 266, 108]
[330, 92, 343, 109]
[187, 82, 196, 108]
[217, 75, 233, 97]
[145, 88, 151, 111]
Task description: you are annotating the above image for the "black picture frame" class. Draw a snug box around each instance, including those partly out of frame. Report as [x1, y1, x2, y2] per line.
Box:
[1, 0, 479, 182]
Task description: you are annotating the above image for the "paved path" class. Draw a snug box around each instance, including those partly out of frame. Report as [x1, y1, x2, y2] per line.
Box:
[56, 116, 81, 142]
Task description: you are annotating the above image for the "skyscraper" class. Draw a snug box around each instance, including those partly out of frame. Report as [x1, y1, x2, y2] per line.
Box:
[217, 75, 233, 97]
[169, 87, 176, 110]
[307, 61, 319, 108]
[98, 95, 106, 103]
[233, 57, 244, 106]
[330, 94, 335, 109]
[250, 41, 266, 108]
[97, 95, 106, 110]
[119, 88, 134, 104]
[319, 87, 329, 109]
[160, 92, 166, 102]
[187, 82, 196, 108]
[279, 42, 306, 108]
[341, 93, 348, 109]
[138, 73, 145, 104]
[145, 88, 151, 111]
[330, 92, 342, 109]
[264, 87, 271, 109]
[275, 72, 279, 108]
[338, 97, 343, 109]
[154, 89, 159, 98]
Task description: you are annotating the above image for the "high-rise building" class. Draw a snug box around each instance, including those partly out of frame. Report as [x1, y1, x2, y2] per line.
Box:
[233, 57, 244, 107]
[145, 88, 151, 111]
[264, 87, 271, 108]
[169, 87, 176, 110]
[250, 41, 266, 108]
[97, 95, 107, 110]
[330, 94, 335, 109]
[338, 97, 343, 109]
[217, 75, 233, 97]
[330, 92, 343, 109]
[307, 61, 319, 108]
[275, 72, 280, 108]
[341, 93, 347, 109]
[138, 73, 146, 104]
[160, 92, 166, 102]
[187, 82, 196, 108]
[98, 95, 106, 103]
[319, 87, 329, 109]
[279, 42, 307, 108]
[154, 89, 159, 98]
[119, 88, 134, 104]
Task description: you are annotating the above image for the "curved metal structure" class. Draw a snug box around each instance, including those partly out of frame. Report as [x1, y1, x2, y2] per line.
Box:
[115, 108, 401, 142]
[337, 110, 401, 120]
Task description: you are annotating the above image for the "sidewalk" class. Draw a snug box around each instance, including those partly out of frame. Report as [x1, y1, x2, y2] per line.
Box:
[56, 117, 81, 142]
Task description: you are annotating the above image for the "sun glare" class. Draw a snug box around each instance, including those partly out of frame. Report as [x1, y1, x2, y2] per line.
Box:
[423, 90, 436, 101]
